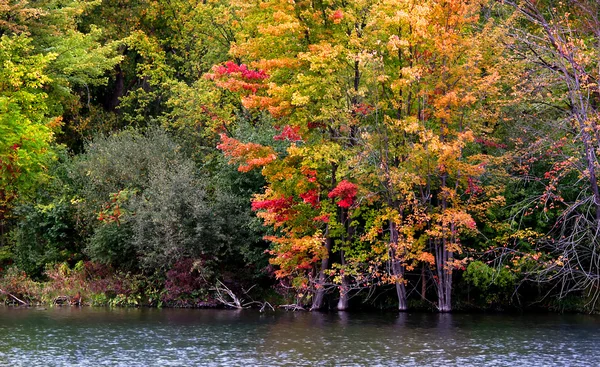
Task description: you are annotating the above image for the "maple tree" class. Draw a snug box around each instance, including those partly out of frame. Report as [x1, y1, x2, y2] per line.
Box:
[211, 0, 508, 312]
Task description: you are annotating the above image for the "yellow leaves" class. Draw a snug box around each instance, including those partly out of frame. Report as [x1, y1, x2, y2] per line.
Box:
[251, 58, 299, 72]
[387, 35, 410, 53]
[401, 116, 421, 134]
[258, 17, 301, 37]
[266, 232, 327, 279]
[291, 91, 310, 106]
[298, 42, 345, 72]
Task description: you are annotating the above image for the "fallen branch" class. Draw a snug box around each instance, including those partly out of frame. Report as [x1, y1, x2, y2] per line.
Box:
[212, 280, 243, 309]
[260, 301, 275, 312]
[211, 280, 276, 311]
[279, 304, 305, 311]
[0, 288, 28, 306]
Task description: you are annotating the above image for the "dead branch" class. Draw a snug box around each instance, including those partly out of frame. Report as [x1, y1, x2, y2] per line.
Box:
[279, 304, 305, 311]
[0, 288, 28, 306]
[212, 280, 243, 309]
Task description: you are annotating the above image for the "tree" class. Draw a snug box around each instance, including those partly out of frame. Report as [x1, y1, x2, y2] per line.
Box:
[212, 0, 506, 312]
[0, 34, 57, 245]
[500, 0, 600, 308]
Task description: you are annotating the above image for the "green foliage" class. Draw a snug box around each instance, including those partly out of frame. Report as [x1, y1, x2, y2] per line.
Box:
[11, 199, 81, 278]
[463, 260, 517, 306]
[9, 148, 83, 278]
[0, 34, 56, 202]
[73, 126, 266, 273]
[464, 261, 516, 290]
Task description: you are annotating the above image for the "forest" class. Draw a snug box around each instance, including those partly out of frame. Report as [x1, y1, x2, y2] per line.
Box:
[1, 0, 599, 313]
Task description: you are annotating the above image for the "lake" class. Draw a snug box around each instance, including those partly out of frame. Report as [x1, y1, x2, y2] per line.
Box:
[0, 307, 598, 366]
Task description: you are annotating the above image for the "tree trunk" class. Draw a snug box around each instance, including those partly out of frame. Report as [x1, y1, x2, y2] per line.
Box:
[311, 235, 332, 311]
[390, 221, 407, 311]
[107, 65, 125, 111]
[337, 246, 350, 311]
[435, 238, 452, 312]
[421, 263, 427, 301]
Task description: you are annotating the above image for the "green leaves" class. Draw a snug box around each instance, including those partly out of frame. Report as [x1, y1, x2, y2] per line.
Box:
[0, 35, 56, 210]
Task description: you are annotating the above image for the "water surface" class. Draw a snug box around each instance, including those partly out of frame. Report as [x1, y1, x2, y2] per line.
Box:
[0, 307, 598, 366]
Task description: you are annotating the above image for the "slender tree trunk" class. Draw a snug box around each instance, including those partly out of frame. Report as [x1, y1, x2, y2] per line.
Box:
[311, 231, 332, 311]
[312, 162, 338, 311]
[436, 163, 452, 312]
[421, 263, 427, 301]
[435, 237, 452, 312]
[390, 221, 407, 311]
[337, 249, 349, 311]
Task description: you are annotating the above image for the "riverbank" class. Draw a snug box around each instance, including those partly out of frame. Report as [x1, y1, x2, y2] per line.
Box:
[1, 260, 594, 314]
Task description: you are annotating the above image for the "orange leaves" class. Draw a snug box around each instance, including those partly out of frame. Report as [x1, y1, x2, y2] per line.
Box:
[216, 134, 276, 172]
[329, 9, 344, 24]
[418, 252, 435, 265]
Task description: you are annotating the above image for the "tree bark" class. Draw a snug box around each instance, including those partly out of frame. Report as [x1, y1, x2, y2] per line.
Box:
[311, 234, 332, 311]
[337, 248, 349, 311]
[435, 238, 452, 312]
[390, 221, 407, 311]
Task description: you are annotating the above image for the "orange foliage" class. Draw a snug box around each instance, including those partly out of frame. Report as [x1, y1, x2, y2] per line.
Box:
[216, 134, 277, 172]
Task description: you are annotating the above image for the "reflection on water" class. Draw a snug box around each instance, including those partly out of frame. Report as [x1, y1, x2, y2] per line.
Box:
[0, 307, 599, 366]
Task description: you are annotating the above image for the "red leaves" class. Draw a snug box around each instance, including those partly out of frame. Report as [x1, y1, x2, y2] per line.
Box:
[251, 196, 293, 211]
[252, 196, 294, 222]
[301, 167, 317, 183]
[214, 61, 268, 81]
[313, 214, 330, 223]
[300, 189, 319, 207]
[328, 180, 357, 208]
[274, 125, 303, 142]
[353, 103, 374, 117]
[475, 137, 507, 149]
[465, 177, 483, 195]
[329, 9, 344, 24]
[207, 61, 268, 94]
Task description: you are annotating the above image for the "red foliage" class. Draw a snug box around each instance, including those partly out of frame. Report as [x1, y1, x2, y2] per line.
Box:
[301, 167, 317, 182]
[214, 61, 268, 81]
[208, 61, 268, 94]
[353, 103, 374, 116]
[328, 180, 357, 208]
[465, 177, 483, 195]
[300, 189, 319, 207]
[307, 121, 325, 129]
[313, 214, 330, 223]
[161, 259, 208, 305]
[274, 125, 303, 142]
[475, 137, 507, 149]
[252, 196, 295, 222]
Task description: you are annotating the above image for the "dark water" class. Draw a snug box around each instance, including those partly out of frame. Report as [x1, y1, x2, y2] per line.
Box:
[0, 307, 599, 366]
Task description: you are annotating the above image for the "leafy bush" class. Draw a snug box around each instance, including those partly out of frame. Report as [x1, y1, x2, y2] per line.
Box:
[463, 260, 516, 306]
[73, 126, 267, 278]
